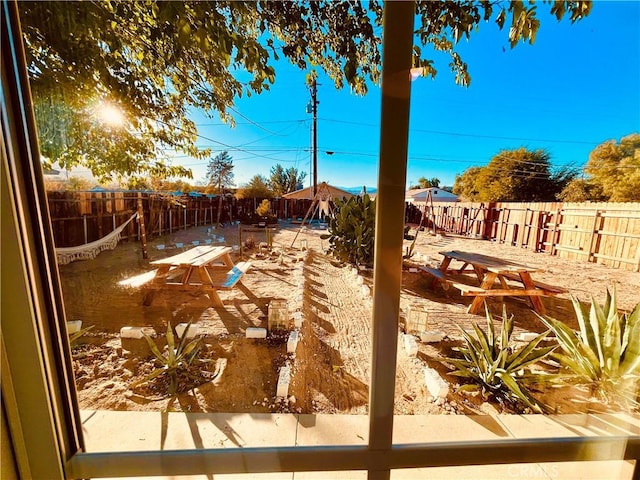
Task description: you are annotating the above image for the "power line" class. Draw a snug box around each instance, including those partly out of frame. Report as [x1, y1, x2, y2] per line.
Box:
[318, 117, 601, 145]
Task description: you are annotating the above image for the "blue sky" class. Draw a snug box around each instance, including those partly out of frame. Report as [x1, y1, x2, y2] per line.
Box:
[176, 1, 640, 191]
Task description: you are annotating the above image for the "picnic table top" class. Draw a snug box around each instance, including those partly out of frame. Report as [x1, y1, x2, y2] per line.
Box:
[439, 250, 542, 274]
[150, 245, 232, 267]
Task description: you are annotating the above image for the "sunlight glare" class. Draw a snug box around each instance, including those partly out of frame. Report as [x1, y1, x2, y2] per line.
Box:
[97, 101, 125, 127]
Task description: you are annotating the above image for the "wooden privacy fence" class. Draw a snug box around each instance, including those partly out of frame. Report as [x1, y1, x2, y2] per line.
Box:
[47, 191, 314, 248]
[49, 191, 640, 272]
[406, 201, 640, 272]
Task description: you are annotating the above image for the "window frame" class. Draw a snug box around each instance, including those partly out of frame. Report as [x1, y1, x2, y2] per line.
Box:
[1, 1, 638, 479]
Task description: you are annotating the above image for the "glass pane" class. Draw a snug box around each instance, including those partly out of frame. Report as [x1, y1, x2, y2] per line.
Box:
[21, 3, 374, 455]
[393, 461, 636, 480]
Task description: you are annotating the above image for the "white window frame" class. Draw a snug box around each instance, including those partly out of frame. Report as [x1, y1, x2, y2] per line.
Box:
[2, 2, 638, 479]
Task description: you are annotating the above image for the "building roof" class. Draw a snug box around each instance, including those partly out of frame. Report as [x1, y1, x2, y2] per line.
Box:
[282, 182, 355, 200]
[406, 187, 458, 203]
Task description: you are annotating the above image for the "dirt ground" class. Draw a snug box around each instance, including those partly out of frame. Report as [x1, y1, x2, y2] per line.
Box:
[60, 222, 640, 416]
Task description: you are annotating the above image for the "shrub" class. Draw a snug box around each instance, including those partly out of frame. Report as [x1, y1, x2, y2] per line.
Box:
[447, 305, 555, 412]
[538, 288, 640, 408]
[256, 199, 270, 216]
[322, 193, 375, 266]
[130, 321, 206, 396]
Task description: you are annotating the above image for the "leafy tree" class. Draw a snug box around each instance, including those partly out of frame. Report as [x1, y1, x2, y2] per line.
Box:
[269, 164, 307, 196]
[66, 176, 94, 192]
[409, 176, 440, 189]
[148, 178, 196, 193]
[236, 175, 273, 199]
[19, 1, 591, 180]
[453, 167, 482, 201]
[206, 151, 235, 194]
[453, 148, 576, 202]
[207, 151, 235, 225]
[557, 178, 606, 202]
[565, 133, 640, 202]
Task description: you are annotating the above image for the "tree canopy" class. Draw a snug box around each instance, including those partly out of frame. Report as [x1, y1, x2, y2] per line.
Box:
[269, 164, 307, 196]
[236, 175, 273, 199]
[453, 148, 576, 201]
[20, 1, 592, 180]
[559, 133, 640, 202]
[206, 151, 235, 193]
[409, 177, 440, 189]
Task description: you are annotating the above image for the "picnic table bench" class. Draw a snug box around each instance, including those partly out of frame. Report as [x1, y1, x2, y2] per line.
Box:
[140, 245, 252, 307]
[420, 250, 567, 315]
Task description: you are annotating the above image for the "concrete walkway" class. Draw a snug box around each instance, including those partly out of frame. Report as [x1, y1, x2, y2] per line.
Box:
[81, 411, 639, 480]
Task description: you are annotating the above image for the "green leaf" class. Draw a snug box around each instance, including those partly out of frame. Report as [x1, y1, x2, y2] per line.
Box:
[497, 371, 543, 412]
[620, 303, 640, 376]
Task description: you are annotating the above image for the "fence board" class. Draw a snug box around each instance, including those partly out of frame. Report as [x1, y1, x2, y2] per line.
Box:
[405, 200, 640, 271]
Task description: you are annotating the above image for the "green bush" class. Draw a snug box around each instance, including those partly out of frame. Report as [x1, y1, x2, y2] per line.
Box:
[447, 305, 555, 412]
[539, 288, 640, 408]
[322, 194, 375, 266]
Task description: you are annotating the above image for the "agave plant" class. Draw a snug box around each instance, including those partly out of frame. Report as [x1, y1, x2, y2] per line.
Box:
[538, 288, 640, 408]
[68, 325, 95, 347]
[130, 321, 205, 395]
[447, 305, 555, 412]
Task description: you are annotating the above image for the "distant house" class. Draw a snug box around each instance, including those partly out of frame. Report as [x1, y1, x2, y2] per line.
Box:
[282, 182, 355, 200]
[405, 187, 458, 204]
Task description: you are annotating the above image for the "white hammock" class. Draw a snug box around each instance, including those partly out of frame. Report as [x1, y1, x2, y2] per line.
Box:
[56, 212, 138, 265]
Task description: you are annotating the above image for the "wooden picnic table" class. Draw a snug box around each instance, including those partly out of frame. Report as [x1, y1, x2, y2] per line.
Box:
[142, 245, 251, 307]
[420, 250, 566, 315]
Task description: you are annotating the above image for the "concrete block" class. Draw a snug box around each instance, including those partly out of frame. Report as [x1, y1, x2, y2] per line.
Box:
[403, 334, 418, 357]
[276, 365, 291, 398]
[120, 326, 155, 339]
[175, 323, 198, 339]
[287, 331, 299, 353]
[406, 304, 429, 333]
[246, 327, 267, 339]
[268, 299, 290, 331]
[67, 320, 82, 333]
[424, 367, 449, 399]
[420, 330, 445, 343]
[293, 312, 303, 328]
[408, 267, 418, 273]
[517, 332, 539, 342]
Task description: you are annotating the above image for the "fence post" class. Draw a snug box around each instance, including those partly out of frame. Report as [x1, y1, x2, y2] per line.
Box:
[550, 208, 562, 256]
[587, 209, 601, 264]
[137, 193, 148, 260]
[83, 215, 88, 244]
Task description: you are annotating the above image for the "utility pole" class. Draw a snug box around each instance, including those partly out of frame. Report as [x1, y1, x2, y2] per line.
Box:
[309, 78, 319, 197]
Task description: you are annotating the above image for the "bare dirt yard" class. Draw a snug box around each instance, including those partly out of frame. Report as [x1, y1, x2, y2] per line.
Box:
[61, 222, 640, 416]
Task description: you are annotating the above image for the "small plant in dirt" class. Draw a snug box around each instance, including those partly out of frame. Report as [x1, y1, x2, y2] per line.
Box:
[538, 288, 640, 409]
[321, 193, 375, 266]
[244, 236, 256, 250]
[130, 321, 208, 396]
[446, 305, 555, 413]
